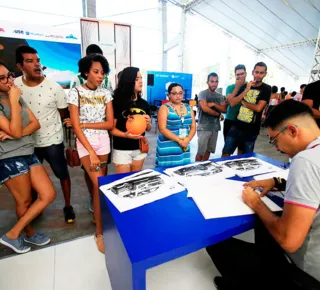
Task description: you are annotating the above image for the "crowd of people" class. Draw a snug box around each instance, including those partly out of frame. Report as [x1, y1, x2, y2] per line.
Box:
[0, 43, 319, 287]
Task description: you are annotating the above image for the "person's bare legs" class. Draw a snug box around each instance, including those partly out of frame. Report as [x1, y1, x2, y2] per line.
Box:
[5, 165, 56, 239]
[81, 154, 108, 236]
[131, 159, 145, 172]
[114, 164, 132, 174]
[60, 177, 71, 207]
[196, 151, 211, 161]
[5, 173, 34, 237]
[221, 153, 231, 158]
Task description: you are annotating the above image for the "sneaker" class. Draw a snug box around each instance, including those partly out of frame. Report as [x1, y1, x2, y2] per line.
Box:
[0, 234, 31, 254]
[88, 196, 94, 213]
[64, 206, 76, 224]
[94, 234, 105, 253]
[24, 232, 51, 246]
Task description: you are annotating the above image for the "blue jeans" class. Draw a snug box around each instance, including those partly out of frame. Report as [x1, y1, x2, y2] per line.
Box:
[0, 154, 40, 184]
[222, 125, 257, 155]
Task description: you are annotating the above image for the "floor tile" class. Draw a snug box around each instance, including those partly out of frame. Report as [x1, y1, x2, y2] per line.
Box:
[0, 246, 55, 290]
[54, 236, 111, 290]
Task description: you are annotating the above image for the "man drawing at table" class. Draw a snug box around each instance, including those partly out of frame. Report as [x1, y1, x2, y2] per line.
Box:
[207, 100, 320, 290]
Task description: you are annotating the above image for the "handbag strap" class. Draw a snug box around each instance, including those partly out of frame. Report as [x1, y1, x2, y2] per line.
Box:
[72, 87, 82, 148]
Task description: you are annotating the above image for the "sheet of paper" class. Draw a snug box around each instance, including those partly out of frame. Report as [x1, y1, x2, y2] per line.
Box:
[100, 169, 185, 212]
[254, 169, 289, 181]
[164, 161, 235, 194]
[217, 157, 282, 178]
[189, 179, 282, 219]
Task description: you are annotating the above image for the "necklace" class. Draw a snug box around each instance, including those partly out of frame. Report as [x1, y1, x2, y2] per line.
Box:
[85, 83, 97, 90]
[168, 102, 185, 124]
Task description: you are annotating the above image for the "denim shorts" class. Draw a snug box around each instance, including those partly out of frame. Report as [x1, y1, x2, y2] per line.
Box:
[222, 125, 257, 155]
[0, 154, 41, 185]
[34, 142, 69, 181]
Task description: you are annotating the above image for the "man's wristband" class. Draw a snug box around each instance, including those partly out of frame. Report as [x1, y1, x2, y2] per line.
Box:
[272, 177, 287, 191]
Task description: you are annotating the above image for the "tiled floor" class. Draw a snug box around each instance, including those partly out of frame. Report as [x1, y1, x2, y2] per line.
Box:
[0, 230, 254, 290]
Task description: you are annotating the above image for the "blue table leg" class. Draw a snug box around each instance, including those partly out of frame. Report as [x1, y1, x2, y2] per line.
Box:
[100, 190, 147, 290]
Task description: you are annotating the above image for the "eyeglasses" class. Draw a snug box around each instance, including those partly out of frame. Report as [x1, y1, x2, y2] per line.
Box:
[0, 72, 15, 84]
[269, 126, 288, 146]
[235, 72, 246, 77]
[170, 92, 184, 96]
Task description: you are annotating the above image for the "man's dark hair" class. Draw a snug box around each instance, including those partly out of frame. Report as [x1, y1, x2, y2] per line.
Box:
[207, 72, 218, 82]
[291, 91, 297, 97]
[16, 45, 38, 65]
[168, 82, 184, 94]
[78, 54, 109, 80]
[235, 64, 246, 73]
[300, 84, 307, 89]
[280, 87, 285, 92]
[86, 44, 103, 56]
[271, 85, 278, 94]
[264, 99, 314, 129]
[254, 62, 267, 71]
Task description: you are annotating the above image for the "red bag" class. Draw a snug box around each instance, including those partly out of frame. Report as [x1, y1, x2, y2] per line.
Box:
[139, 136, 149, 153]
[66, 88, 81, 167]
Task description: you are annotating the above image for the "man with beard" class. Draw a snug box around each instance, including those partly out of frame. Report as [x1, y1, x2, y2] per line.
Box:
[196, 72, 226, 161]
[14, 45, 76, 223]
[222, 62, 271, 157]
[207, 100, 320, 289]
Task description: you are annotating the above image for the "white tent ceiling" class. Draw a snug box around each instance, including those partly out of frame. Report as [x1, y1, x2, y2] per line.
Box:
[179, 0, 320, 78]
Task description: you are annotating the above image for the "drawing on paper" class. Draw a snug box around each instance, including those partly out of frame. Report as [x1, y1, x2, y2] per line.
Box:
[222, 159, 262, 172]
[110, 176, 164, 199]
[173, 162, 224, 177]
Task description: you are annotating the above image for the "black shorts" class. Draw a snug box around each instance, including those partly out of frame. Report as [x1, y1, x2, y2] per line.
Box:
[34, 142, 69, 181]
[223, 119, 235, 141]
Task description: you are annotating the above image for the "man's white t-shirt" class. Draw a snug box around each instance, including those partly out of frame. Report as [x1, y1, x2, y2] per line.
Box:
[14, 77, 67, 147]
[66, 86, 113, 138]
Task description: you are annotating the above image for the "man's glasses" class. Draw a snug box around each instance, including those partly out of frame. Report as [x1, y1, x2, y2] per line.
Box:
[0, 72, 15, 84]
[235, 72, 246, 77]
[170, 92, 184, 96]
[269, 126, 288, 146]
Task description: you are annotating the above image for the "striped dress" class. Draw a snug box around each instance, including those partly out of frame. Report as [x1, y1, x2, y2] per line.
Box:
[156, 104, 193, 167]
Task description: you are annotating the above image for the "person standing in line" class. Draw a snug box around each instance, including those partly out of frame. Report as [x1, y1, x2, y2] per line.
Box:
[0, 61, 56, 254]
[224, 64, 247, 142]
[70, 44, 112, 90]
[280, 86, 286, 100]
[222, 62, 271, 157]
[111, 67, 152, 174]
[67, 54, 113, 253]
[156, 83, 196, 167]
[196, 72, 226, 161]
[265, 85, 281, 119]
[294, 84, 306, 102]
[14, 45, 75, 223]
[302, 80, 320, 128]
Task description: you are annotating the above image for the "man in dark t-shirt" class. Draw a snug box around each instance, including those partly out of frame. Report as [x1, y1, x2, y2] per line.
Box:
[302, 80, 320, 128]
[222, 62, 271, 157]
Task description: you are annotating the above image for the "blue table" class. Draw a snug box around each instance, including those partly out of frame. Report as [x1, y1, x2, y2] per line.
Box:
[99, 153, 286, 290]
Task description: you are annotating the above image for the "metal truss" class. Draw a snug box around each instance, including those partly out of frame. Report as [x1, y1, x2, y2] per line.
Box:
[309, 27, 320, 82]
[259, 39, 317, 53]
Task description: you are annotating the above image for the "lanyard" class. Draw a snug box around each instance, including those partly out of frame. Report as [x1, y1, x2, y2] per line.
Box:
[168, 102, 185, 125]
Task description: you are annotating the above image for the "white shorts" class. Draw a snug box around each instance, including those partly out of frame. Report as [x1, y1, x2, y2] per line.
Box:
[112, 149, 147, 165]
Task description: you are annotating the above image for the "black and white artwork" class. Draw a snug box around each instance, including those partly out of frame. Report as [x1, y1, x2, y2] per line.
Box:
[100, 169, 185, 212]
[217, 157, 282, 178]
[164, 161, 235, 195]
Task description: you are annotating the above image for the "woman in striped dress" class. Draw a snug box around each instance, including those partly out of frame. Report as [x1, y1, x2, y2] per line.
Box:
[156, 83, 196, 167]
